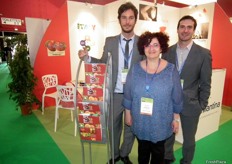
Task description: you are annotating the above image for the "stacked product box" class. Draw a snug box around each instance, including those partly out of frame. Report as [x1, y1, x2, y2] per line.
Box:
[83, 63, 106, 101]
[78, 63, 106, 142]
[78, 102, 102, 141]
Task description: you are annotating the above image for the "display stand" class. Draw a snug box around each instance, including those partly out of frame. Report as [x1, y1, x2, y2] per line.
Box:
[74, 53, 113, 164]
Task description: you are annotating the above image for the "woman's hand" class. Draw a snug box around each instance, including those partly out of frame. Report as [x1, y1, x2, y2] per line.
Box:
[124, 109, 132, 126]
[172, 119, 180, 133]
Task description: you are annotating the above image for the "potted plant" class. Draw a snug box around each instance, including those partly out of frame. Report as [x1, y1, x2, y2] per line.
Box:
[7, 34, 40, 115]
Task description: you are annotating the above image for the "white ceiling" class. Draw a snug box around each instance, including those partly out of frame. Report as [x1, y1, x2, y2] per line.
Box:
[169, 0, 217, 6]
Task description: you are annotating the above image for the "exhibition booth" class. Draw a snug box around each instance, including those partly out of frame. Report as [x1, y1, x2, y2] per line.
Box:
[25, 0, 226, 142]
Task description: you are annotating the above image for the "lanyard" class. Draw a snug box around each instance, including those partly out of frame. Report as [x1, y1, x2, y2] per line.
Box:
[145, 59, 161, 93]
[119, 38, 133, 66]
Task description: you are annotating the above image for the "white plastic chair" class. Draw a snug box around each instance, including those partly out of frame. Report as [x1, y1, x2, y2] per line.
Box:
[54, 85, 77, 136]
[42, 74, 58, 115]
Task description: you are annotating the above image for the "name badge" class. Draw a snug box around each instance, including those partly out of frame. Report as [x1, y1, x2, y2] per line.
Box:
[181, 79, 184, 89]
[121, 69, 129, 84]
[140, 97, 153, 116]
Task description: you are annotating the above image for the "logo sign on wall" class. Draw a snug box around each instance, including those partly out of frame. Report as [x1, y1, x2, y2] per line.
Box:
[77, 23, 96, 53]
[45, 40, 66, 56]
[1, 17, 22, 25]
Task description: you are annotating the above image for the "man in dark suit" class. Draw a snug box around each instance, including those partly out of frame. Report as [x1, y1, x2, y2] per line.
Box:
[78, 2, 143, 164]
[162, 15, 212, 164]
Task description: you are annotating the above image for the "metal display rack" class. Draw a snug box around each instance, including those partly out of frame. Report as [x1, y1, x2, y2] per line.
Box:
[74, 53, 113, 164]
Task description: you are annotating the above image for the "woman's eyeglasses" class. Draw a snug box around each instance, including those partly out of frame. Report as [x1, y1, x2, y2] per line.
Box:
[144, 43, 160, 49]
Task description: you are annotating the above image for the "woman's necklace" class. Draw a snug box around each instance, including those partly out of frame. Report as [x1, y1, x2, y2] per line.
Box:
[145, 58, 161, 93]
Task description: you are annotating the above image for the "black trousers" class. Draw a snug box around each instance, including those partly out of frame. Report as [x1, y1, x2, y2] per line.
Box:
[137, 138, 165, 164]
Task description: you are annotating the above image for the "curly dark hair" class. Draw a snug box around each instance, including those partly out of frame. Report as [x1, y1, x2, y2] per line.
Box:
[118, 2, 138, 20]
[137, 31, 169, 55]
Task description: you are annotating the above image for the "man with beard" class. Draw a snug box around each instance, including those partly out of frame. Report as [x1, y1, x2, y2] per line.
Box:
[162, 15, 212, 164]
[78, 2, 143, 164]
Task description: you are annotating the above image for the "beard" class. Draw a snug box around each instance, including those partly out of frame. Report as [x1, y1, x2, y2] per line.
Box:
[122, 28, 133, 34]
[121, 24, 135, 34]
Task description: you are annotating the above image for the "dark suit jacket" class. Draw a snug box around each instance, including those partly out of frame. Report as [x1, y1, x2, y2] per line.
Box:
[162, 42, 212, 116]
[91, 34, 143, 91]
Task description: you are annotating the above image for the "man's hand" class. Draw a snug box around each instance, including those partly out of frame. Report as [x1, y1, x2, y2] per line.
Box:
[78, 47, 88, 60]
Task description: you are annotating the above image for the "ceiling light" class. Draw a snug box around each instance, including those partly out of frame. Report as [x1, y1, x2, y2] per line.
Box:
[162, 1, 165, 6]
[85, 0, 93, 8]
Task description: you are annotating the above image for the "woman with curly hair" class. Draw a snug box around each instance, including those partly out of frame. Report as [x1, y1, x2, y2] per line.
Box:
[123, 31, 183, 164]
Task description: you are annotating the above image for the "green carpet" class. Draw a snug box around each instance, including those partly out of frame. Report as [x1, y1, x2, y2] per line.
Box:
[0, 63, 69, 164]
[174, 120, 232, 164]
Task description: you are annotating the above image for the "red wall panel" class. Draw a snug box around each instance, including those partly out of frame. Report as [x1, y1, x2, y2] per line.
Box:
[33, 2, 71, 107]
[211, 3, 232, 106]
[0, 0, 65, 32]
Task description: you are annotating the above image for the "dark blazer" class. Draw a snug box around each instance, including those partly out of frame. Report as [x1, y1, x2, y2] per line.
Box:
[162, 42, 212, 116]
[91, 34, 143, 90]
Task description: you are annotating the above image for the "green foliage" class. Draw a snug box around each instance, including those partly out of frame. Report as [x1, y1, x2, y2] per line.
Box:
[7, 35, 40, 110]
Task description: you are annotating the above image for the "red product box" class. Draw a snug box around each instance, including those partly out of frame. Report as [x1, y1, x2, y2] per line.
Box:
[82, 86, 103, 101]
[85, 63, 106, 74]
[85, 74, 105, 85]
[83, 86, 103, 97]
[78, 114, 102, 142]
[78, 102, 101, 115]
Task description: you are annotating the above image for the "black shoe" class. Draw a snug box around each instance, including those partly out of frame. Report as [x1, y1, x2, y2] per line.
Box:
[165, 159, 175, 164]
[180, 158, 191, 164]
[120, 156, 133, 164]
[106, 156, 120, 164]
